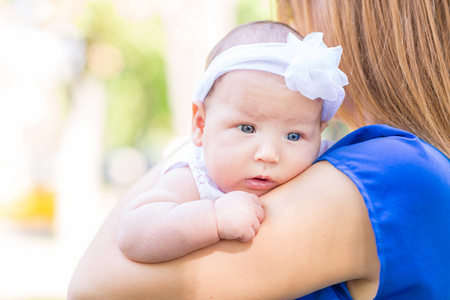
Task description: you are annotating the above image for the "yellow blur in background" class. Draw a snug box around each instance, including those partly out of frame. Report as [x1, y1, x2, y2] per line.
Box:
[0, 186, 54, 232]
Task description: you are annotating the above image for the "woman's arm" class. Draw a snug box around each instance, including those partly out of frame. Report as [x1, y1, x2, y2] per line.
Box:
[68, 161, 379, 299]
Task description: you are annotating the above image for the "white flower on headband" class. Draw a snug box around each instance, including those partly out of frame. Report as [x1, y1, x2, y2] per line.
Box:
[285, 32, 348, 103]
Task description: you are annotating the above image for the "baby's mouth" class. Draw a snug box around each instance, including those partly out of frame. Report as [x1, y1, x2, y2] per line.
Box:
[245, 177, 275, 189]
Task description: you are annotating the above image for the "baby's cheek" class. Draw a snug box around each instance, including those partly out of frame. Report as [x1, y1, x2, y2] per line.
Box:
[210, 166, 238, 193]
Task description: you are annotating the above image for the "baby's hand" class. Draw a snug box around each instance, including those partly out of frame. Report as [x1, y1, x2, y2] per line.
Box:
[214, 191, 265, 242]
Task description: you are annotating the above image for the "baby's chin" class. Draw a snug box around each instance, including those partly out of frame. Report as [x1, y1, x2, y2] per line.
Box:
[243, 187, 276, 198]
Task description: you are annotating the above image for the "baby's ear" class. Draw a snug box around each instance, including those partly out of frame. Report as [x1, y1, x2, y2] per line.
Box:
[192, 101, 206, 146]
[320, 121, 328, 133]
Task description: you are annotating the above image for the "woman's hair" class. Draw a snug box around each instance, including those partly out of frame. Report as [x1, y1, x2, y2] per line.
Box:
[276, 0, 450, 157]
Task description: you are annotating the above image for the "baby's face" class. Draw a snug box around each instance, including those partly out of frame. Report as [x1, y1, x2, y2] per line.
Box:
[199, 70, 326, 196]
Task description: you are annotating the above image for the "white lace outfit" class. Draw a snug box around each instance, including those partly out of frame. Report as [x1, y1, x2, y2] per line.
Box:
[161, 143, 225, 201]
[161, 141, 333, 201]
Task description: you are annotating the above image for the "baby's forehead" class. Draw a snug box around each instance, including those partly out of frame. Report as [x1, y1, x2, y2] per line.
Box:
[209, 70, 324, 122]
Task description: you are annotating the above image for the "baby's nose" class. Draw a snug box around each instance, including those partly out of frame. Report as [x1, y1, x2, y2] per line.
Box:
[254, 142, 280, 164]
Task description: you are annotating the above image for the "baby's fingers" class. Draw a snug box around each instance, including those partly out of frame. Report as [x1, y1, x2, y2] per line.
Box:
[249, 194, 264, 223]
[251, 194, 263, 207]
[237, 227, 257, 243]
[252, 216, 261, 236]
[255, 202, 265, 223]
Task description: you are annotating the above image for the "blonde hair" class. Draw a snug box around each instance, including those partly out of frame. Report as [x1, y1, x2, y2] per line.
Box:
[276, 0, 450, 157]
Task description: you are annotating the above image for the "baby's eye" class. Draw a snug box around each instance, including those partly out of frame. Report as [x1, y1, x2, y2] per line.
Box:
[285, 132, 302, 141]
[238, 124, 255, 133]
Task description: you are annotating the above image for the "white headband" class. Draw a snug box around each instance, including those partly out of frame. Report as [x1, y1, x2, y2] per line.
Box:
[194, 32, 349, 122]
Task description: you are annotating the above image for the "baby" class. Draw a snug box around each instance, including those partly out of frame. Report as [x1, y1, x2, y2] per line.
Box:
[117, 21, 348, 263]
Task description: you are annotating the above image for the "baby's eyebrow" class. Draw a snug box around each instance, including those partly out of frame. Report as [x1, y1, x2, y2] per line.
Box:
[280, 114, 320, 125]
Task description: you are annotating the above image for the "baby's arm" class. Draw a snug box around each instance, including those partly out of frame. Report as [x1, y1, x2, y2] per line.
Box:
[117, 167, 264, 263]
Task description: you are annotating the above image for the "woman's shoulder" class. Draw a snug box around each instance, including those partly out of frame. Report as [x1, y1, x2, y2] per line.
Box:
[318, 123, 450, 222]
[320, 124, 449, 181]
[317, 124, 450, 299]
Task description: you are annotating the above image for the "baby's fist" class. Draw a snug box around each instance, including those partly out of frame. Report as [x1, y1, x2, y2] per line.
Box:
[214, 191, 265, 242]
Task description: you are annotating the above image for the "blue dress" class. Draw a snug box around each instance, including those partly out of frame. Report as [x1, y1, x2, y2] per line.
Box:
[298, 125, 450, 300]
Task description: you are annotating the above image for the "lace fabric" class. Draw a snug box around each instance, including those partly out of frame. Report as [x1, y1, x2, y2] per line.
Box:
[161, 143, 225, 201]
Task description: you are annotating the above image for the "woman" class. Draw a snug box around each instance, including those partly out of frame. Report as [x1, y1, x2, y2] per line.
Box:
[68, 1, 450, 299]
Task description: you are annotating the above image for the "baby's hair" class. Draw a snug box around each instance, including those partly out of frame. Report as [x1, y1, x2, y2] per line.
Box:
[205, 21, 303, 68]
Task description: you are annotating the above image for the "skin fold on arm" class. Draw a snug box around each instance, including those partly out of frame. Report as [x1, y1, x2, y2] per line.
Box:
[68, 161, 379, 300]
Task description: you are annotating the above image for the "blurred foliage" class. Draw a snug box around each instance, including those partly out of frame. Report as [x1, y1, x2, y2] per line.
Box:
[75, 1, 171, 154]
[73, 0, 272, 158]
[236, 0, 272, 24]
